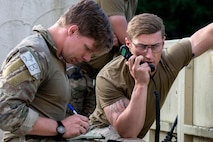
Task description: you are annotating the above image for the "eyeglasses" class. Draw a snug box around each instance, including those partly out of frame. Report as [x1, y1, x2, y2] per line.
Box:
[131, 40, 163, 53]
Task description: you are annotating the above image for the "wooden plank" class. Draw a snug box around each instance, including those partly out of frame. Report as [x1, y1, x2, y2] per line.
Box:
[184, 124, 213, 139]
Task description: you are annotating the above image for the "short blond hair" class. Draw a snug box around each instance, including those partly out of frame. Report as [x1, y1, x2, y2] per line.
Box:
[127, 13, 165, 40]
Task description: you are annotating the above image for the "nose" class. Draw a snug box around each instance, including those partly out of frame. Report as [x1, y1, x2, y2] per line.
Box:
[144, 48, 153, 58]
[83, 52, 92, 62]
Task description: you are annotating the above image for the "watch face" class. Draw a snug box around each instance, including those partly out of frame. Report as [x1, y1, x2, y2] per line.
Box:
[57, 126, 65, 134]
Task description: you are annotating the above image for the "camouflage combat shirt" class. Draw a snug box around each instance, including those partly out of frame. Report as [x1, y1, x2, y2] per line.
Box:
[0, 25, 70, 140]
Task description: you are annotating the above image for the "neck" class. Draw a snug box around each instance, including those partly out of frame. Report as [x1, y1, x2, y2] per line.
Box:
[48, 24, 66, 57]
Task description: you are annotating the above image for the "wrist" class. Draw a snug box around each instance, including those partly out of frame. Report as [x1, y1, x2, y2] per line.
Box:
[133, 84, 148, 98]
[56, 121, 65, 140]
[134, 83, 148, 88]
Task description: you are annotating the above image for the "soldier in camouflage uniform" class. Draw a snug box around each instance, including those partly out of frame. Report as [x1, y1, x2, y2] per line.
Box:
[0, 0, 113, 141]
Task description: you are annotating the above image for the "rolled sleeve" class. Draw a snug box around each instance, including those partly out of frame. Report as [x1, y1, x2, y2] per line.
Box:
[14, 108, 39, 136]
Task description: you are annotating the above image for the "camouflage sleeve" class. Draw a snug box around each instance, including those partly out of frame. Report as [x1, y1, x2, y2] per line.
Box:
[0, 46, 49, 136]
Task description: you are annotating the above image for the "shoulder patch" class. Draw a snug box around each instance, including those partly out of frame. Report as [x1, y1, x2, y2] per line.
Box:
[20, 51, 41, 76]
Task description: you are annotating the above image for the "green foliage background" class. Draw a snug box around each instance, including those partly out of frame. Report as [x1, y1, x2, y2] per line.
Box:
[136, 0, 213, 40]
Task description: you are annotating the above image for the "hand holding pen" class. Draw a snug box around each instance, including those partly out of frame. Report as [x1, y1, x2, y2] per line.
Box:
[60, 104, 89, 138]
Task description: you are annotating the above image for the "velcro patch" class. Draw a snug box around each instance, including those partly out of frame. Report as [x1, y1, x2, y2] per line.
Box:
[3, 58, 24, 77]
[7, 70, 32, 86]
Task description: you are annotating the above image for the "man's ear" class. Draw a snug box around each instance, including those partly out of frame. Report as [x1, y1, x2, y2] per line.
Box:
[162, 36, 166, 46]
[125, 37, 131, 48]
[67, 25, 79, 36]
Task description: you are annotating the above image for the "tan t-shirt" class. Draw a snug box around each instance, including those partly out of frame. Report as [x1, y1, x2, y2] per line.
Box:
[95, 0, 138, 22]
[90, 39, 192, 138]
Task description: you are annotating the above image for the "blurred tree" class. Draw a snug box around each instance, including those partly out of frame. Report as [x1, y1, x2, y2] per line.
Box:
[136, 0, 213, 39]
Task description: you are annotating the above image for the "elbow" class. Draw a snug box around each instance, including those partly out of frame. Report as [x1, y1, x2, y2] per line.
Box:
[119, 132, 138, 138]
[121, 134, 138, 139]
[113, 122, 141, 138]
[116, 128, 138, 138]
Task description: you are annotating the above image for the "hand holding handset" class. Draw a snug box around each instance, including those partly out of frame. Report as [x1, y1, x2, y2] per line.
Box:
[120, 45, 155, 72]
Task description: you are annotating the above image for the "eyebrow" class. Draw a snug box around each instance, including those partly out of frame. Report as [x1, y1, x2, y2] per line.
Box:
[85, 44, 95, 52]
[135, 42, 162, 46]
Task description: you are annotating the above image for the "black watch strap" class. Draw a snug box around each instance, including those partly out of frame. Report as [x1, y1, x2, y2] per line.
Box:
[56, 121, 65, 140]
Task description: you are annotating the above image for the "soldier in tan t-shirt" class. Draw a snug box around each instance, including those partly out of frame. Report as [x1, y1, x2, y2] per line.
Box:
[88, 13, 213, 141]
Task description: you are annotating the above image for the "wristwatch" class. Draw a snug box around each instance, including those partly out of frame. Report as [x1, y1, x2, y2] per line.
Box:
[56, 121, 65, 139]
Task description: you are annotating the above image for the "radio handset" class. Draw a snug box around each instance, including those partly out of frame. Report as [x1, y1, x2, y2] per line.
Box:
[120, 45, 155, 72]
